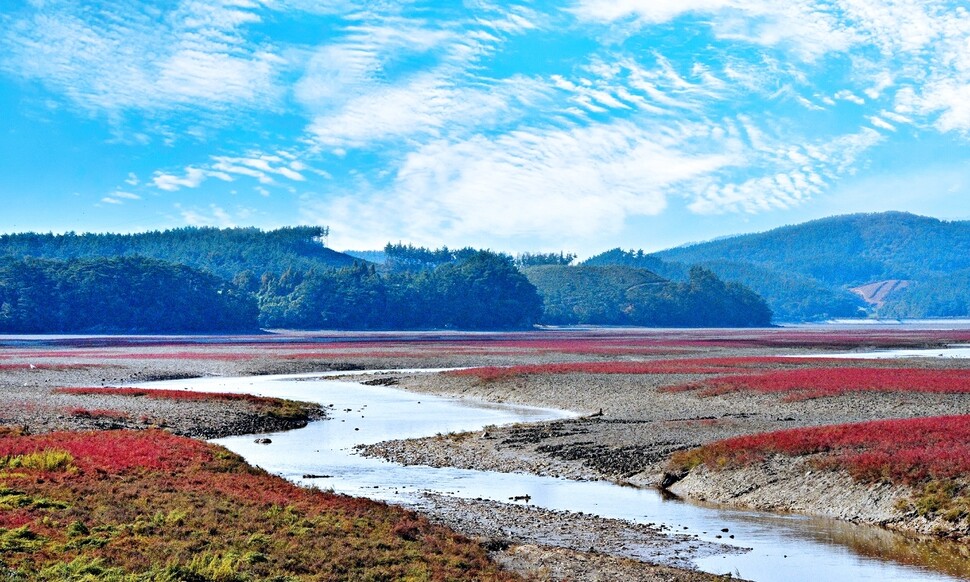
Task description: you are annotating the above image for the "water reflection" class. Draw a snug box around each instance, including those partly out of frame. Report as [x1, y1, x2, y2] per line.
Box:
[822, 519, 970, 580]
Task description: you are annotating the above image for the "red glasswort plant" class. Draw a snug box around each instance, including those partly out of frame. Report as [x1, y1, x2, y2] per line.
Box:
[55, 386, 279, 405]
[450, 357, 839, 382]
[671, 415, 970, 486]
[0, 429, 517, 579]
[667, 367, 970, 401]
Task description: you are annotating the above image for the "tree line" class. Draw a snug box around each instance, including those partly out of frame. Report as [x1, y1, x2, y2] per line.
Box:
[0, 226, 351, 281]
[585, 248, 863, 322]
[0, 229, 775, 333]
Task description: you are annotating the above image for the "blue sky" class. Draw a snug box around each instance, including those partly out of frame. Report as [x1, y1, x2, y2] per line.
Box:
[3, 0, 970, 257]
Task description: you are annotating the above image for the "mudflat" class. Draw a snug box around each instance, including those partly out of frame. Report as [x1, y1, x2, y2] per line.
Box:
[3, 328, 969, 579]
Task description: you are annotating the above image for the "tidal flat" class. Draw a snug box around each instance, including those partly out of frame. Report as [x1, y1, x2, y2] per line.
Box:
[1, 327, 969, 580]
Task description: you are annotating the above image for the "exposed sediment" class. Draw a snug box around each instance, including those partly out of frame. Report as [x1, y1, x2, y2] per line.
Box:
[666, 457, 970, 542]
[356, 368, 970, 545]
[411, 494, 745, 581]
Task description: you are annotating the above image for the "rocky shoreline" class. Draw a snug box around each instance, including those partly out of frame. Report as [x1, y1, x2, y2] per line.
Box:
[411, 494, 743, 581]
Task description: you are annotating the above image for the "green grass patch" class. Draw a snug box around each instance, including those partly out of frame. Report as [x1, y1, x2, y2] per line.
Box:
[0, 449, 75, 472]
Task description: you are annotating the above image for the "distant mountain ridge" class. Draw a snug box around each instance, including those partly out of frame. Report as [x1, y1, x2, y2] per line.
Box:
[658, 212, 970, 283]
[587, 212, 970, 321]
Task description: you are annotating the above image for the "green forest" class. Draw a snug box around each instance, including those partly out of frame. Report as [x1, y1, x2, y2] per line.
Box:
[0, 226, 775, 332]
[256, 251, 543, 330]
[0, 257, 256, 333]
[0, 226, 353, 281]
[526, 265, 772, 327]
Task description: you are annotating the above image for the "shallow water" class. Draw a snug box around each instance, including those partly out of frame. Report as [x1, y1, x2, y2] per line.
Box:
[818, 344, 970, 359]
[140, 372, 967, 582]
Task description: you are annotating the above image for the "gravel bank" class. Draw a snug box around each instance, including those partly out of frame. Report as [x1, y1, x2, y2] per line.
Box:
[411, 494, 744, 581]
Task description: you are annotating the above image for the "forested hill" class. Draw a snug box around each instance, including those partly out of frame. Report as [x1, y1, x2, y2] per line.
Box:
[0, 226, 357, 281]
[587, 212, 970, 321]
[525, 265, 772, 328]
[0, 256, 257, 333]
[655, 212, 970, 283]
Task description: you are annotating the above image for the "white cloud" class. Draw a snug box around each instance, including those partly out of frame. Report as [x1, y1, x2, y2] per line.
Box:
[868, 116, 896, 131]
[566, 0, 970, 141]
[151, 153, 311, 191]
[571, 0, 858, 61]
[306, 69, 549, 147]
[99, 190, 141, 205]
[837, 0, 939, 54]
[835, 89, 866, 105]
[913, 80, 970, 134]
[0, 0, 284, 118]
[175, 203, 256, 227]
[570, 0, 734, 24]
[551, 56, 734, 119]
[864, 71, 895, 99]
[688, 127, 886, 214]
[153, 167, 208, 191]
[302, 120, 741, 249]
[295, 8, 556, 149]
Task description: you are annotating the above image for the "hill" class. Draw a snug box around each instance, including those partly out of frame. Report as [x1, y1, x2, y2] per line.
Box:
[0, 256, 257, 333]
[524, 264, 772, 327]
[0, 226, 358, 281]
[589, 212, 970, 322]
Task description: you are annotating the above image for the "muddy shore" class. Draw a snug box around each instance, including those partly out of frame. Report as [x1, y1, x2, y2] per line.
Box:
[355, 367, 970, 542]
[4, 332, 970, 579]
[0, 338, 745, 581]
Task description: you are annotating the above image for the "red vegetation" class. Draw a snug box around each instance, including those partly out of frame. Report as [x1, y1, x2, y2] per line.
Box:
[0, 429, 211, 473]
[0, 429, 515, 579]
[97, 351, 258, 361]
[450, 357, 838, 382]
[672, 415, 970, 487]
[54, 386, 278, 405]
[7, 328, 970, 366]
[666, 367, 970, 401]
[279, 350, 422, 359]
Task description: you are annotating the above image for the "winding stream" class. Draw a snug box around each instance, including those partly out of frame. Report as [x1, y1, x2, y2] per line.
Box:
[139, 370, 969, 582]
